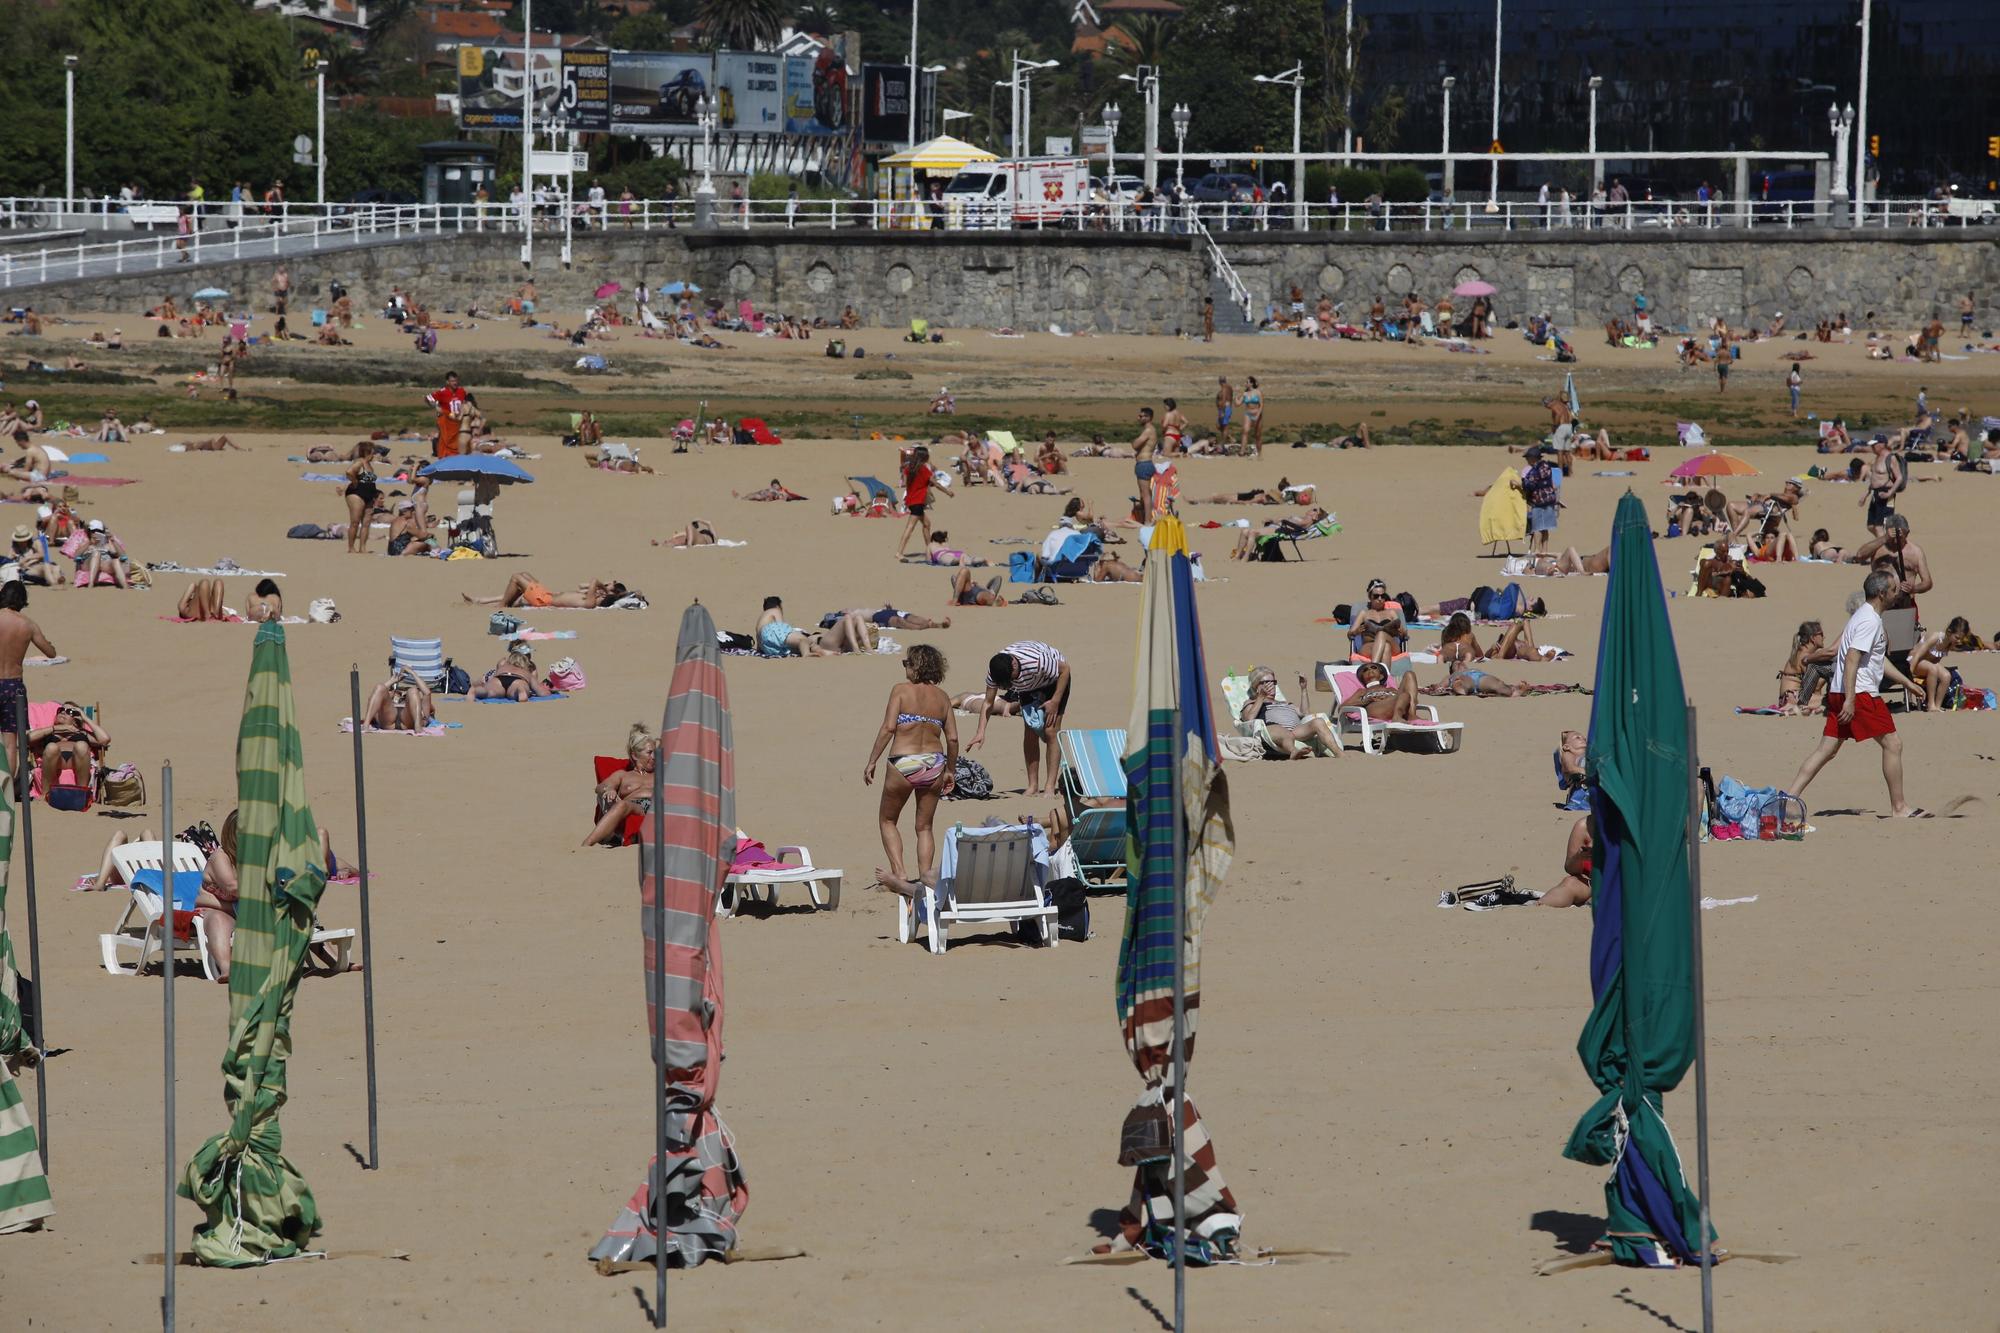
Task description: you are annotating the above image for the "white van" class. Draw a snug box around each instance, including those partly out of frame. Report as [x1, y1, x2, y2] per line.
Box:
[941, 158, 1089, 228]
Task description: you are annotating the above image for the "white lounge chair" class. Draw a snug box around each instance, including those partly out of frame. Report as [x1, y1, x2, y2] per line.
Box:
[897, 823, 1060, 954]
[98, 840, 355, 978]
[721, 838, 841, 917]
[98, 840, 214, 980]
[1319, 663, 1465, 755]
[1219, 671, 1339, 759]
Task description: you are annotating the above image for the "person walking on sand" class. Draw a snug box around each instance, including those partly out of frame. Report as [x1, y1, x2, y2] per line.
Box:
[1215, 375, 1234, 438]
[427, 370, 468, 458]
[864, 643, 958, 898]
[1130, 406, 1159, 522]
[1787, 363, 1802, 417]
[1785, 569, 1927, 818]
[1202, 295, 1215, 342]
[895, 445, 946, 558]
[968, 641, 1072, 796]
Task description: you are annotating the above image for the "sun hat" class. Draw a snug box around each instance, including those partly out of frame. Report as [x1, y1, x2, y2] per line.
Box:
[86, 518, 105, 532]
[9, 526, 30, 544]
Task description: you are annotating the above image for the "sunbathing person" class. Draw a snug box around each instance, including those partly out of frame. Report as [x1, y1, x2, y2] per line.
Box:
[472, 647, 546, 701]
[75, 519, 129, 588]
[1436, 614, 1528, 696]
[1229, 507, 1332, 559]
[1072, 433, 1133, 459]
[951, 690, 1019, 718]
[1524, 545, 1612, 576]
[1193, 478, 1305, 505]
[385, 501, 435, 557]
[1239, 666, 1340, 757]
[584, 724, 659, 847]
[1088, 554, 1143, 583]
[246, 578, 282, 623]
[1035, 433, 1068, 476]
[585, 448, 654, 474]
[1534, 815, 1597, 908]
[1349, 660, 1424, 722]
[198, 810, 352, 977]
[907, 532, 988, 567]
[94, 411, 128, 443]
[177, 578, 229, 621]
[948, 569, 1008, 607]
[1485, 618, 1562, 661]
[1775, 620, 1833, 713]
[863, 643, 959, 891]
[7, 525, 63, 586]
[842, 605, 951, 632]
[653, 520, 718, 548]
[1349, 580, 1409, 660]
[818, 609, 879, 654]
[1941, 616, 1988, 653]
[735, 478, 804, 501]
[756, 595, 836, 657]
[29, 701, 110, 797]
[362, 668, 435, 730]
[307, 441, 374, 463]
[6, 443, 55, 482]
[1558, 729, 1587, 790]
[462, 572, 619, 610]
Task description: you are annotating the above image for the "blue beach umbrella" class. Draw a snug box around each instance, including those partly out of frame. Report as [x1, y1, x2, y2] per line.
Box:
[418, 455, 535, 484]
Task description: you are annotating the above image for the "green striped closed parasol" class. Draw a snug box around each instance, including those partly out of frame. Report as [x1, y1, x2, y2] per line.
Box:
[180, 622, 329, 1266]
[0, 745, 53, 1234]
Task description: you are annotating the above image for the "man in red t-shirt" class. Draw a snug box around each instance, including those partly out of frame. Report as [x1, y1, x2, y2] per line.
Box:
[427, 371, 468, 457]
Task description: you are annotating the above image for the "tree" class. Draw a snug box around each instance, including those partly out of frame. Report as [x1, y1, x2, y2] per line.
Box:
[610, 14, 676, 51]
[695, 0, 784, 51]
[794, 1, 841, 38]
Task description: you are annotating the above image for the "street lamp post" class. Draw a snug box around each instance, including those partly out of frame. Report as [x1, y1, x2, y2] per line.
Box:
[1441, 76, 1455, 202]
[919, 64, 946, 141]
[1102, 101, 1122, 227]
[1853, 0, 1873, 224]
[1254, 63, 1304, 228]
[906, 0, 920, 150]
[315, 59, 329, 209]
[1010, 56, 1059, 158]
[1586, 75, 1602, 195]
[1343, 0, 1355, 166]
[63, 55, 77, 216]
[1172, 102, 1190, 233]
[1117, 66, 1159, 188]
[695, 90, 719, 228]
[1487, 0, 1503, 208]
[520, 0, 533, 267]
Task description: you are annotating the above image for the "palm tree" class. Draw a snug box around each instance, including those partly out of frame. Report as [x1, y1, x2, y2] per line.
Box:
[697, 0, 785, 51]
[1111, 14, 1174, 72]
[794, 1, 841, 38]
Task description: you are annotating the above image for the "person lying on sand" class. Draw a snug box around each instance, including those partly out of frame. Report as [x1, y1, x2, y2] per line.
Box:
[1072, 433, 1133, 459]
[463, 572, 625, 610]
[177, 579, 232, 621]
[848, 605, 950, 631]
[1193, 479, 1314, 505]
[585, 449, 654, 473]
[583, 723, 657, 847]
[471, 647, 547, 701]
[653, 520, 718, 548]
[315, 324, 351, 346]
[906, 532, 987, 567]
[1436, 615, 1529, 696]
[735, 478, 805, 502]
[1088, 554, 1143, 583]
[1524, 545, 1612, 577]
[951, 690, 1018, 718]
[307, 441, 377, 463]
[180, 435, 244, 452]
[949, 570, 1007, 607]
[754, 596, 869, 657]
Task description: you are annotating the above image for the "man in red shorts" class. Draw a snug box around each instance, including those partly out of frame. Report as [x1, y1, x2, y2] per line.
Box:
[1785, 569, 1927, 817]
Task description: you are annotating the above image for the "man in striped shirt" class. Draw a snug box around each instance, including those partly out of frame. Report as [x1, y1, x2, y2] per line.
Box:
[970, 640, 1072, 795]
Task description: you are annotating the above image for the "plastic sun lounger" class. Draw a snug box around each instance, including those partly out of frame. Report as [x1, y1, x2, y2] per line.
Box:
[721, 838, 841, 917]
[898, 823, 1058, 954]
[1056, 728, 1128, 884]
[1219, 673, 1337, 759]
[1318, 664, 1464, 755]
[99, 841, 213, 979]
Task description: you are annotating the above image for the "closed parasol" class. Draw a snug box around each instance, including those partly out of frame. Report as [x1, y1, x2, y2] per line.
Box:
[180, 623, 331, 1265]
[0, 742, 52, 1233]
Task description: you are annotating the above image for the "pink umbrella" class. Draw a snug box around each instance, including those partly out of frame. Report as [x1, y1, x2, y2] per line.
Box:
[1454, 280, 1497, 297]
[594, 281, 623, 300]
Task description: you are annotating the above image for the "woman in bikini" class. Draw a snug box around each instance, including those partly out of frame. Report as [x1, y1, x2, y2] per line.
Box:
[864, 644, 957, 896]
[908, 531, 988, 567]
[1160, 398, 1188, 458]
[1237, 376, 1264, 457]
[196, 811, 353, 977]
[177, 578, 229, 622]
[1808, 529, 1845, 562]
[341, 455, 381, 555]
[472, 647, 545, 701]
[1941, 617, 1988, 653]
[1909, 623, 1955, 711]
[583, 724, 658, 847]
[1350, 660, 1424, 721]
[1436, 614, 1528, 696]
[362, 668, 435, 730]
[1775, 620, 1832, 713]
[948, 568, 1008, 607]
[1239, 666, 1340, 757]
[653, 520, 718, 548]
[246, 579, 282, 623]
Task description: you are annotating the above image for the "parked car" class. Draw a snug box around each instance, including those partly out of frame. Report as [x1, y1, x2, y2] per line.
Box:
[1188, 172, 1260, 203]
[1095, 173, 1147, 200]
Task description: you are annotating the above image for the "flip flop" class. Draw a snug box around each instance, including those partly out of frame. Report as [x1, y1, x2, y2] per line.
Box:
[1886, 808, 1933, 818]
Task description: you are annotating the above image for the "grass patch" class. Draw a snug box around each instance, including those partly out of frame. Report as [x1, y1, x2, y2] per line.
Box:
[854, 367, 913, 381]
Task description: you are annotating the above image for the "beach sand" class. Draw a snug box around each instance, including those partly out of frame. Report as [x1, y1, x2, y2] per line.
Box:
[6, 317, 1997, 1329]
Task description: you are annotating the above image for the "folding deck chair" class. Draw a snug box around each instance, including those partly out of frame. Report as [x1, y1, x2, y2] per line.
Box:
[389, 635, 448, 691]
[1057, 728, 1128, 884]
[898, 823, 1058, 953]
[99, 840, 213, 979]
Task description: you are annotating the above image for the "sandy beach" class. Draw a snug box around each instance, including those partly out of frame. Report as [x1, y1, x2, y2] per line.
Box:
[5, 310, 1997, 1330]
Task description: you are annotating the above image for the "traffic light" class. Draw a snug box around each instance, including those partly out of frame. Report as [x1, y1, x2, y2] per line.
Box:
[1988, 135, 2000, 159]
[1868, 133, 1880, 158]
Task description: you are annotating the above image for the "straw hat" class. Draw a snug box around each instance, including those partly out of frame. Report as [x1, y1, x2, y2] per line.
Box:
[9, 526, 29, 544]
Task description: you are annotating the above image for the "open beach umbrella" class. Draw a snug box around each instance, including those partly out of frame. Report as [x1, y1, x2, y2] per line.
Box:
[660, 281, 701, 297]
[180, 622, 330, 1266]
[0, 747, 53, 1234]
[192, 287, 230, 300]
[1113, 516, 1240, 1272]
[591, 602, 747, 1270]
[418, 455, 535, 485]
[1562, 493, 1715, 1268]
[1454, 279, 1497, 297]
[594, 281, 623, 299]
[1668, 453, 1757, 480]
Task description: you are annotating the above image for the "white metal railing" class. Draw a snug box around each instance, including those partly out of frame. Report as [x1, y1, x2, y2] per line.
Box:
[1, 191, 1989, 290]
[1189, 215, 1252, 322]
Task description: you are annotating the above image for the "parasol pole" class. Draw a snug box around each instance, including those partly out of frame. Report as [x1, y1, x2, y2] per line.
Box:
[14, 696, 46, 1172]
[348, 668, 379, 1169]
[1168, 702, 1187, 1333]
[160, 761, 175, 1332]
[1684, 701, 1714, 1333]
[650, 755, 668, 1330]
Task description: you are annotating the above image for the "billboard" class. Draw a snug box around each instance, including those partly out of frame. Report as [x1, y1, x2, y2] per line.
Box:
[608, 52, 711, 135]
[561, 48, 610, 133]
[862, 63, 913, 144]
[716, 53, 784, 134]
[457, 43, 563, 130]
[785, 50, 847, 135]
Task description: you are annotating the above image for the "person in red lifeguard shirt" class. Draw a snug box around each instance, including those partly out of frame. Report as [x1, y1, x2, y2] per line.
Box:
[427, 370, 468, 457]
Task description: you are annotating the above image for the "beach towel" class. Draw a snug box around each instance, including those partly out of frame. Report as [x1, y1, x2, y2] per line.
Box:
[299, 472, 348, 483]
[513, 630, 579, 641]
[337, 719, 460, 736]
[24, 657, 66, 667]
[670, 540, 748, 549]
[1734, 705, 1787, 715]
[64, 453, 110, 464]
[473, 692, 568, 704]
[1479, 469, 1528, 544]
[54, 476, 136, 487]
[147, 563, 285, 577]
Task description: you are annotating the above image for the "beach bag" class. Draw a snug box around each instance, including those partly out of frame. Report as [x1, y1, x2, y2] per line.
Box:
[489, 611, 522, 636]
[1023, 876, 1090, 943]
[1716, 776, 1776, 827]
[546, 658, 586, 692]
[46, 783, 91, 813]
[308, 597, 340, 624]
[100, 764, 145, 808]
[1009, 550, 1038, 583]
[1396, 591, 1420, 623]
[287, 522, 326, 540]
[945, 757, 993, 800]
[1253, 537, 1287, 562]
[444, 662, 472, 695]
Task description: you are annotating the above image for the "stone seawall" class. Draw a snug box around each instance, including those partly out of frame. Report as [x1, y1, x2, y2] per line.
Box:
[22, 227, 1996, 334]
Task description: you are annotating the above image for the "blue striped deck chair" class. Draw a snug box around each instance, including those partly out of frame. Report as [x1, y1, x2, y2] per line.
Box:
[388, 635, 446, 690]
[1057, 728, 1128, 885]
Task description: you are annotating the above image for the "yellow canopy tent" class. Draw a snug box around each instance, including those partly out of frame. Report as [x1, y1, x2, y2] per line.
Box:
[878, 137, 998, 230]
[1479, 468, 1528, 546]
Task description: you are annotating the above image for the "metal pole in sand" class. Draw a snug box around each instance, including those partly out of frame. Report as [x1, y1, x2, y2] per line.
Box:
[349, 668, 379, 1169]
[1685, 702, 1714, 1333]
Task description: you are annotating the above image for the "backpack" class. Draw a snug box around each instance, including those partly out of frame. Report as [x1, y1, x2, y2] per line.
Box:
[445, 661, 472, 695]
[489, 611, 523, 636]
[945, 756, 993, 799]
[1474, 583, 1525, 621]
[1046, 876, 1091, 942]
[1253, 537, 1287, 562]
[1396, 591, 1419, 624]
[1891, 454, 1908, 494]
